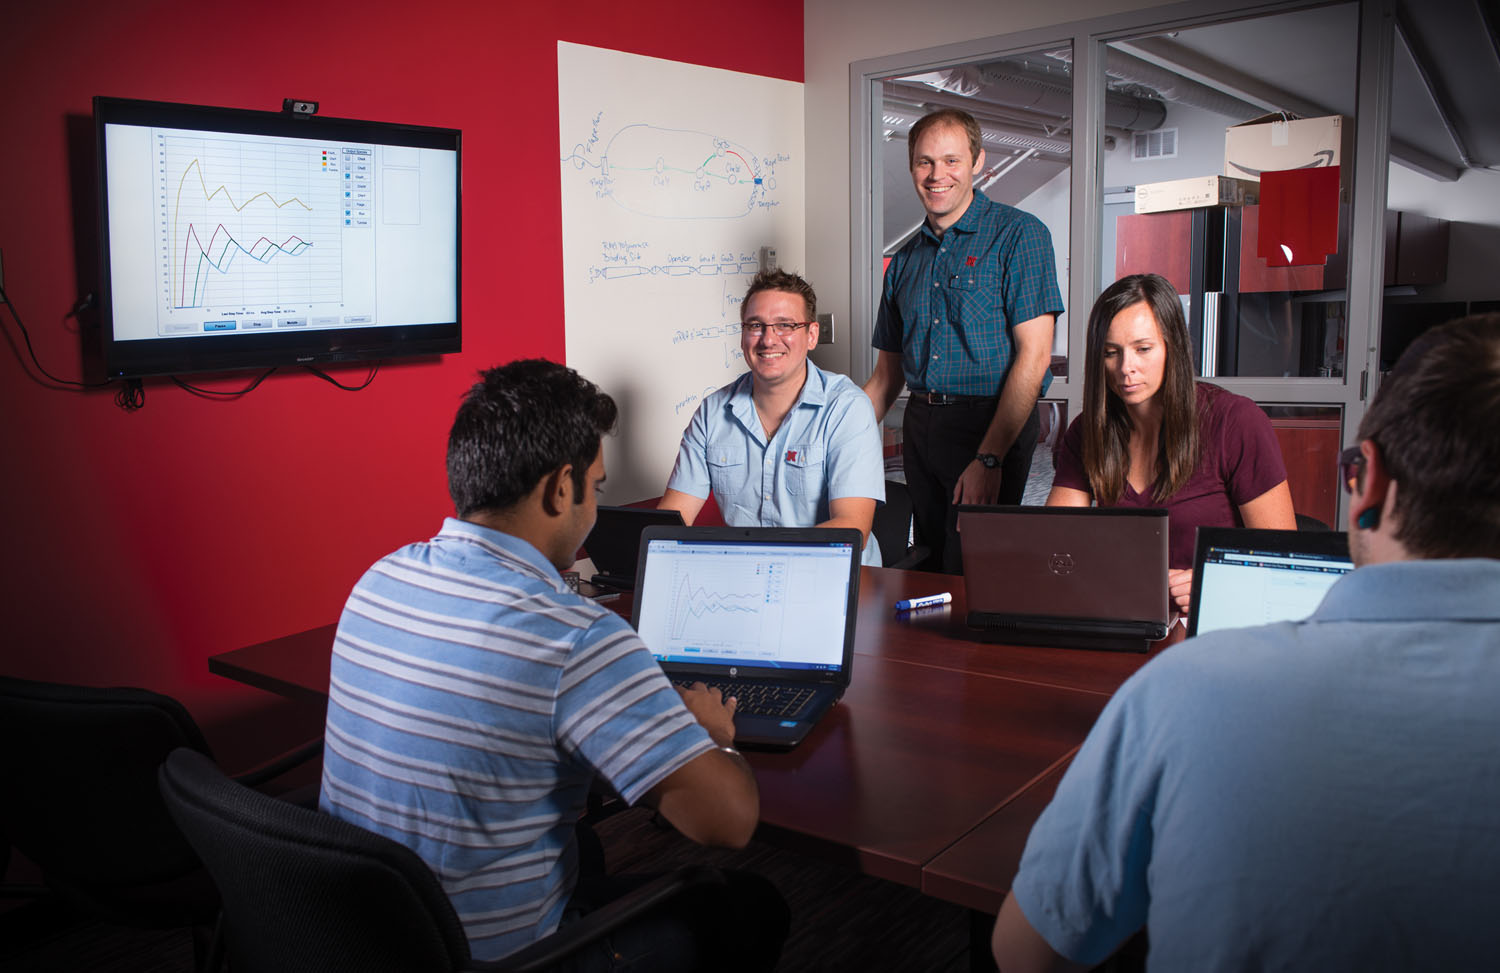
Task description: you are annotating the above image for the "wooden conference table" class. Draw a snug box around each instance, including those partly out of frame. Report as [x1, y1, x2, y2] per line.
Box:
[208, 566, 1178, 915]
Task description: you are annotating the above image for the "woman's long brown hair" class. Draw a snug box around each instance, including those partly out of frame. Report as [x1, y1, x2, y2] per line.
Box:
[1080, 274, 1200, 504]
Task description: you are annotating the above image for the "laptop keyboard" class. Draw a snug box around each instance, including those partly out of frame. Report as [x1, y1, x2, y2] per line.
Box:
[672, 680, 815, 718]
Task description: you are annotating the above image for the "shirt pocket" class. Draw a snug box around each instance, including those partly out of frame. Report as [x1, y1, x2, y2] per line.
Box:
[782, 444, 825, 497]
[944, 262, 998, 324]
[707, 445, 747, 498]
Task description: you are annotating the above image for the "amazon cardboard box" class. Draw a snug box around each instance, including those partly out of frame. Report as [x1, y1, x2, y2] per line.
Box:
[1134, 175, 1260, 214]
[1224, 113, 1352, 191]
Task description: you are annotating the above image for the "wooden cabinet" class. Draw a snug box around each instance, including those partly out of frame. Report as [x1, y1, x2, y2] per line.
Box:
[1268, 415, 1341, 529]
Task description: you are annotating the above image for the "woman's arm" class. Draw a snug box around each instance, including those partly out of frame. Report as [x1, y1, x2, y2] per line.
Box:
[1239, 480, 1297, 530]
[1172, 480, 1297, 615]
[1046, 485, 1092, 507]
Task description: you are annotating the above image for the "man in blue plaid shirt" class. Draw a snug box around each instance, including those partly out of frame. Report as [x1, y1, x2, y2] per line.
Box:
[865, 108, 1064, 573]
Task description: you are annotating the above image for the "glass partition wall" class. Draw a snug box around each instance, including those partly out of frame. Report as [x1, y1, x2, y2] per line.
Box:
[849, 0, 1453, 527]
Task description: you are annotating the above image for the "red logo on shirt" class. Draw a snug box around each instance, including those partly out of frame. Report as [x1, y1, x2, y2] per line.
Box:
[786, 450, 797, 462]
[965, 255, 977, 267]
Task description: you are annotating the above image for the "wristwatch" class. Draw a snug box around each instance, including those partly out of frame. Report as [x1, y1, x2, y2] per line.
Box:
[975, 453, 1001, 469]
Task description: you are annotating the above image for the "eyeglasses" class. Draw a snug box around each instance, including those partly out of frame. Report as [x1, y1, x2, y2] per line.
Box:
[741, 320, 813, 337]
[1338, 445, 1365, 495]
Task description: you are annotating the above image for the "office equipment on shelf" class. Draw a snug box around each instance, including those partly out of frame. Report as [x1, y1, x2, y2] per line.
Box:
[1187, 526, 1352, 637]
[958, 506, 1171, 652]
[630, 525, 862, 750]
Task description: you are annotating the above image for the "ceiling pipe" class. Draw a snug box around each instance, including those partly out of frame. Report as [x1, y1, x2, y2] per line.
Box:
[906, 64, 1166, 132]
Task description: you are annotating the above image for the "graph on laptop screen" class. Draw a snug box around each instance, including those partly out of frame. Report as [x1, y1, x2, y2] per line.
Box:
[1194, 541, 1352, 635]
[634, 538, 852, 670]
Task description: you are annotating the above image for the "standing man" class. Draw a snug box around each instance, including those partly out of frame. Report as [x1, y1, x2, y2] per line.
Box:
[661, 270, 886, 565]
[865, 108, 1063, 573]
[321, 359, 787, 970]
[992, 315, 1500, 971]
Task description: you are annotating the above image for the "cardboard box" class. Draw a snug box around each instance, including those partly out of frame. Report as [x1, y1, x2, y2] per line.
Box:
[1134, 175, 1260, 214]
[1224, 113, 1352, 184]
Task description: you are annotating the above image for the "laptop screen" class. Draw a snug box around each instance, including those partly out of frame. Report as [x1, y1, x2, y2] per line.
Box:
[1189, 527, 1353, 637]
[633, 532, 857, 672]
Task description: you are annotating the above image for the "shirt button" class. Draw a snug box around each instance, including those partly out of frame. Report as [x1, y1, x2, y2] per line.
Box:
[764, 494, 770, 500]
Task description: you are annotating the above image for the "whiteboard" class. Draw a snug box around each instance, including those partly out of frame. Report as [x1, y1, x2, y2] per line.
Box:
[558, 41, 805, 503]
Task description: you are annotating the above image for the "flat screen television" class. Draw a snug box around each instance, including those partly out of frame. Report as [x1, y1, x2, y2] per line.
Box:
[95, 96, 461, 379]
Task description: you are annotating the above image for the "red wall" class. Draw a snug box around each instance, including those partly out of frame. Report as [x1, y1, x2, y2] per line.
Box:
[0, 0, 803, 763]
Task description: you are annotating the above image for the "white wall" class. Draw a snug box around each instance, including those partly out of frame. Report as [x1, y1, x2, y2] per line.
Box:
[803, 0, 1174, 381]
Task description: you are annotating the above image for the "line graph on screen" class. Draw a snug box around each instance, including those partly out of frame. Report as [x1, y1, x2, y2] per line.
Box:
[159, 135, 344, 312]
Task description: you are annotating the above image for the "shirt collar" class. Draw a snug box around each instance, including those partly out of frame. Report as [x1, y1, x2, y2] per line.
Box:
[435, 516, 563, 587]
[1310, 559, 1500, 623]
[728, 362, 826, 430]
[921, 187, 990, 242]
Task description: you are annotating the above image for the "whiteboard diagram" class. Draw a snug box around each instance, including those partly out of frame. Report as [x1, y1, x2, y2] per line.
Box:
[558, 41, 805, 503]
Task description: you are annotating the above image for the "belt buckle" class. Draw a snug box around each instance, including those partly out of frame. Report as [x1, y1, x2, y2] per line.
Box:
[922, 390, 945, 405]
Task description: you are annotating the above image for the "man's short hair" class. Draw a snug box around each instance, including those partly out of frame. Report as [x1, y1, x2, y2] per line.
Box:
[446, 359, 618, 518]
[742, 269, 816, 322]
[1357, 313, 1500, 558]
[907, 108, 984, 169]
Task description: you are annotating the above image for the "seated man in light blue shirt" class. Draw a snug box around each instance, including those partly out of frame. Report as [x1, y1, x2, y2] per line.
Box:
[992, 314, 1500, 972]
[660, 270, 886, 565]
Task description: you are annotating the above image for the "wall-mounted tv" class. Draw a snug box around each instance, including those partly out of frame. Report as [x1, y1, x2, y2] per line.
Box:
[95, 96, 460, 379]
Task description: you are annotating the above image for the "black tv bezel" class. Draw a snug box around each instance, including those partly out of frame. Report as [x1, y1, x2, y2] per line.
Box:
[94, 96, 462, 380]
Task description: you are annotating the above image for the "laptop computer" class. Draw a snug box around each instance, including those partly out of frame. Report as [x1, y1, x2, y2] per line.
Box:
[1187, 527, 1353, 637]
[581, 506, 684, 590]
[630, 525, 862, 751]
[957, 505, 1171, 652]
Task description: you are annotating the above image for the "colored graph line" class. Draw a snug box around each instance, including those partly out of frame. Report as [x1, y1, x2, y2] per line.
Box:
[669, 577, 763, 639]
[181, 223, 312, 308]
[171, 158, 314, 309]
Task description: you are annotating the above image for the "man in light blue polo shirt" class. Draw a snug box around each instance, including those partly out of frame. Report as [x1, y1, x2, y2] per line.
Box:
[661, 270, 886, 565]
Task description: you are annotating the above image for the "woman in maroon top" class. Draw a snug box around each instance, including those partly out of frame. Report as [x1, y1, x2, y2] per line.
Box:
[1048, 274, 1295, 615]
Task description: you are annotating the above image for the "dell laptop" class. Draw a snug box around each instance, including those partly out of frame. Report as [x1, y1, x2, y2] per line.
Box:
[581, 506, 685, 590]
[1187, 526, 1353, 637]
[630, 525, 862, 750]
[957, 505, 1171, 652]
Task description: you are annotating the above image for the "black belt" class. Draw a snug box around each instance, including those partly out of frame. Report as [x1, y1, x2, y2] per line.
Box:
[908, 390, 998, 406]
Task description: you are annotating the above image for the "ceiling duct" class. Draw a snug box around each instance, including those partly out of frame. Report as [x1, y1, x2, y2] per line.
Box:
[905, 64, 1166, 132]
[883, 98, 1073, 157]
[1039, 47, 1265, 121]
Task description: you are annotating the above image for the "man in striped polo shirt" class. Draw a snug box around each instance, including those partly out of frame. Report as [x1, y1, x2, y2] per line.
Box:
[320, 359, 786, 969]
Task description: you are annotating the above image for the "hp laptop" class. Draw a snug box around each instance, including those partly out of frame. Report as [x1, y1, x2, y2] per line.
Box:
[1187, 527, 1353, 637]
[581, 506, 684, 590]
[630, 525, 862, 750]
[957, 505, 1171, 652]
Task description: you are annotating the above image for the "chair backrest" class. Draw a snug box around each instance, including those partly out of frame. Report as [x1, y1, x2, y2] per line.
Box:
[872, 479, 915, 568]
[0, 676, 217, 924]
[159, 747, 473, 973]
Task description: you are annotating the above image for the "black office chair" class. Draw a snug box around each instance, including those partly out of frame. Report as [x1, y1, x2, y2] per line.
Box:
[872, 479, 931, 570]
[0, 676, 321, 970]
[158, 747, 727, 973]
[1295, 513, 1331, 531]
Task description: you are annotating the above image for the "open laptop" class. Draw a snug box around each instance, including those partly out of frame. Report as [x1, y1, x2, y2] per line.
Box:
[630, 525, 862, 750]
[1187, 527, 1353, 637]
[581, 506, 684, 590]
[957, 505, 1171, 652]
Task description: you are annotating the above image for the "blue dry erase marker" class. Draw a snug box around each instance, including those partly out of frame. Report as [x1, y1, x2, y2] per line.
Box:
[894, 592, 952, 612]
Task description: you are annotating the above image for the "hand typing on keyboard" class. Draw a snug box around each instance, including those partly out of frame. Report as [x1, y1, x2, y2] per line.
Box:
[677, 682, 738, 749]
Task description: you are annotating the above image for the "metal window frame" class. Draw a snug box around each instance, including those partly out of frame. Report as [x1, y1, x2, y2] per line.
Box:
[849, 0, 1395, 527]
